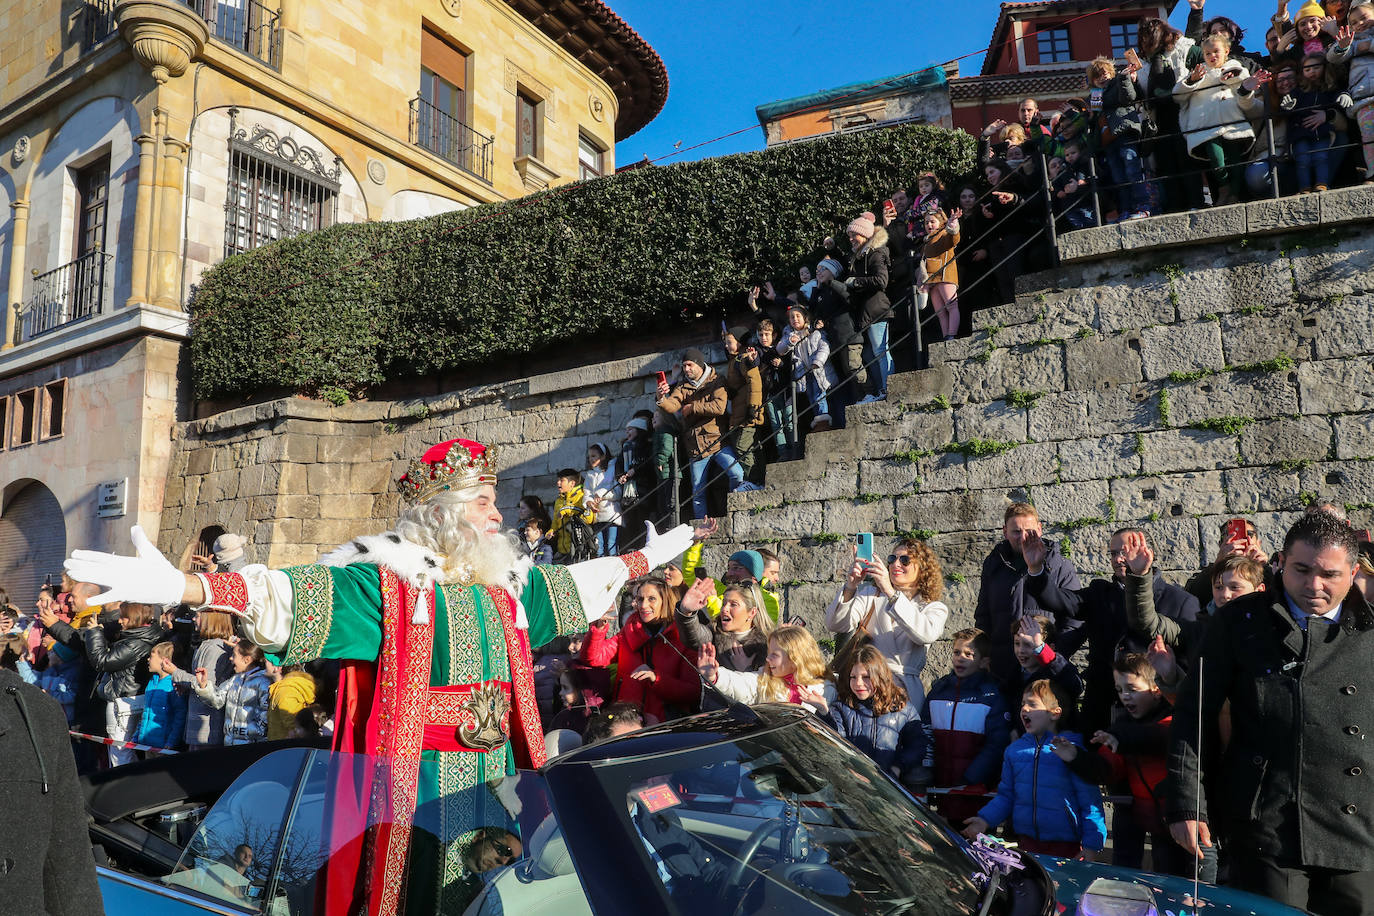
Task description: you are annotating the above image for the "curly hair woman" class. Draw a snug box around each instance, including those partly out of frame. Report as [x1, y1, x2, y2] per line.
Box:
[824, 537, 950, 706]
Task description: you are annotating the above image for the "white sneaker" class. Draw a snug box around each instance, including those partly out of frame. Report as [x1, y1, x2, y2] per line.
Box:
[732, 482, 762, 492]
[856, 394, 880, 405]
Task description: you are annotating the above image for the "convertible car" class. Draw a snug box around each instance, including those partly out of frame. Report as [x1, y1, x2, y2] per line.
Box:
[88, 705, 1299, 915]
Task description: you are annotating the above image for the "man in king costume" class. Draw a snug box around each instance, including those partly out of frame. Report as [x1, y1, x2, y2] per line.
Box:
[65, 438, 694, 915]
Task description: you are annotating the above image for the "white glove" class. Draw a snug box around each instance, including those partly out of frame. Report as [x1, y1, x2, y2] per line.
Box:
[1280, 94, 1296, 111]
[64, 525, 188, 607]
[1337, 92, 1354, 110]
[641, 522, 695, 571]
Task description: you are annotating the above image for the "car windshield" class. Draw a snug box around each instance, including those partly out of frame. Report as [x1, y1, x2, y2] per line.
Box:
[553, 711, 984, 916]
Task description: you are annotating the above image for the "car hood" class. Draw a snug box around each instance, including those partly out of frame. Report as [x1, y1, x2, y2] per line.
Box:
[1043, 855, 1303, 915]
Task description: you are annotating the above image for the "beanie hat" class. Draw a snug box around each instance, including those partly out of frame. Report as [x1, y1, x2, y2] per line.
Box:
[682, 348, 708, 369]
[848, 215, 875, 238]
[727, 326, 751, 343]
[626, 417, 650, 432]
[728, 550, 765, 581]
[1295, 0, 1324, 19]
[213, 533, 246, 563]
[817, 257, 843, 279]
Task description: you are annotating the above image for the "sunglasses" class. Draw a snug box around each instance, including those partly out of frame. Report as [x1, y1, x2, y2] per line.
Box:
[491, 840, 515, 858]
[886, 554, 914, 567]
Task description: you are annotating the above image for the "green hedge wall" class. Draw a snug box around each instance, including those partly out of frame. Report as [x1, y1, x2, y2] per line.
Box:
[189, 123, 976, 399]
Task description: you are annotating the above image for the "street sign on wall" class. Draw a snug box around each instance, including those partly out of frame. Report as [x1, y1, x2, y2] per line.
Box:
[97, 479, 127, 518]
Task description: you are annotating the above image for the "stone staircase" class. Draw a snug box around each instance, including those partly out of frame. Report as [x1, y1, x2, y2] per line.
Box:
[710, 222, 1374, 672]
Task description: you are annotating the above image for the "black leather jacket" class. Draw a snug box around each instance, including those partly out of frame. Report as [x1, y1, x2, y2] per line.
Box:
[80, 622, 166, 699]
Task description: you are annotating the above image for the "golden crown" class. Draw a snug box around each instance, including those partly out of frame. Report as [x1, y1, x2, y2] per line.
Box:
[397, 439, 498, 506]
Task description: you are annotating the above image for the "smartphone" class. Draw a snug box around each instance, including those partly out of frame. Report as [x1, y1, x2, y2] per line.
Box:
[1224, 518, 1248, 544]
[655, 370, 667, 386]
[883, 198, 895, 213]
[694, 566, 709, 582]
[1124, 48, 1141, 69]
[855, 532, 874, 563]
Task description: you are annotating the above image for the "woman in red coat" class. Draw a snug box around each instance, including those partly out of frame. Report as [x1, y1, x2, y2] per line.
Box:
[583, 575, 700, 722]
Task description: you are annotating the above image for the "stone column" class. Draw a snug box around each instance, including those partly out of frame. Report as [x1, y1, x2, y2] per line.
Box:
[126, 133, 158, 308]
[152, 135, 189, 310]
[3, 199, 29, 348]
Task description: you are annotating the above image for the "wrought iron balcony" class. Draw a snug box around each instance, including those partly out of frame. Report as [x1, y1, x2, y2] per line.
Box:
[82, 0, 117, 51]
[186, 0, 280, 68]
[15, 250, 114, 343]
[409, 96, 494, 183]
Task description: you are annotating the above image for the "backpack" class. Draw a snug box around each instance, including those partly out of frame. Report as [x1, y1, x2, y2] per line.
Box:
[565, 517, 597, 563]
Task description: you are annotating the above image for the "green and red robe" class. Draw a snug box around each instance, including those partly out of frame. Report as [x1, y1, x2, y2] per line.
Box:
[196, 532, 659, 915]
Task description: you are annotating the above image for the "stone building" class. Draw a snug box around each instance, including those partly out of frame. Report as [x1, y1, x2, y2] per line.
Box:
[0, 0, 666, 603]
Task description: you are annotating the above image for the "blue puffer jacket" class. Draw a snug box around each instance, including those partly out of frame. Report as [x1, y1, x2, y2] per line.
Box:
[825, 698, 927, 781]
[133, 674, 187, 750]
[977, 731, 1107, 850]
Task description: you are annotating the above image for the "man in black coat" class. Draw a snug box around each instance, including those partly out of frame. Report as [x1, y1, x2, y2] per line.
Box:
[1024, 526, 1200, 735]
[0, 667, 106, 915]
[1168, 513, 1374, 915]
[975, 503, 1081, 683]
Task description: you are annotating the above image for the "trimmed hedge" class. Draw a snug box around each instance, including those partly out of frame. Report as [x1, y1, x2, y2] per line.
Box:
[189, 123, 976, 399]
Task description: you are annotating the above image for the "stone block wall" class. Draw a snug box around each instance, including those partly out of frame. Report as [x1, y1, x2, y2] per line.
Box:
[162, 224, 1374, 691]
[157, 342, 724, 568]
[711, 226, 1374, 681]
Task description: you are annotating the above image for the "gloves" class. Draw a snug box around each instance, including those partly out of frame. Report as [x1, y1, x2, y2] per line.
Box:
[641, 522, 695, 570]
[844, 277, 858, 289]
[1280, 94, 1296, 111]
[64, 525, 188, 608]
[1337, 92, 1354, 110]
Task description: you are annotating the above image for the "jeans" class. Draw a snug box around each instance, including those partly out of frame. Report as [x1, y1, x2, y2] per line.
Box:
[803, 376, 829, 420]
[1104, 138, 1150, 215]
[766, 391, 796, 458]
[1293, 135, 1336, 190]
[593, 522, 618, 557]
[688, 448, 744, 518]
[863, 321, 891, 397]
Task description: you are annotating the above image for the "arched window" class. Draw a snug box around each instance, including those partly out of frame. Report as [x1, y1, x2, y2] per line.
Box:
[0, 481, 67, 607]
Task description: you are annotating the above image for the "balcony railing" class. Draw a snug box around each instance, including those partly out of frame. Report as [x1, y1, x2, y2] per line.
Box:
[409, 96, 494, 183]
[82, 0, 117, 52]
[187, 0, 280, 69]
[15, 250, 114, 343]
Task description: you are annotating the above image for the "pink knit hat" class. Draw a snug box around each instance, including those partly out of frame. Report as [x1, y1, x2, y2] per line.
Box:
[847, 215, 875, 237]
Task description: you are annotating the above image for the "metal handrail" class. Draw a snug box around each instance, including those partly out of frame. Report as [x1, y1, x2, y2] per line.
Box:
[15, 250, 114, 343]
[409, 96, 495, 183]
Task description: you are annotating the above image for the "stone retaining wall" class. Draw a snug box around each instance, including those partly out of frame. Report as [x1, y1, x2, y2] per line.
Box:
[163, 221, 1374, 689]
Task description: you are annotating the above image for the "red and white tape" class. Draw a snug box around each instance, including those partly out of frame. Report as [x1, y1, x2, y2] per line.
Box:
[68, 729, 179, 756]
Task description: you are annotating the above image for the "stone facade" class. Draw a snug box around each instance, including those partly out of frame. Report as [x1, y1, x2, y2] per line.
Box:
[162, 224, 1374, 688]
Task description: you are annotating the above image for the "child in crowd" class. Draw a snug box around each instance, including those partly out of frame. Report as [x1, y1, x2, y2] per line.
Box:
[1285, 53, 1344, 192]
[753, 319, 797, 461]
[923, 628, 1011, 824]
[1330, 3, 1374, 179]
[908, 172, 947, 249]
[523, 515, 553, 565]
[779, 304, 835, 432]
[1052, 144, 1099, 228]
[617, 415, 655, 550]
[548, 468, 593, 562]
[134, 642, 187, 752]
[190, 639, 271, 746]
[962, 680, 1107, 858]
[549, 662, 608, 736]
[266, 662, 317, 741]
[1090, 653, 1213, 880]
[921, 208, 962, 341]
[1, 632, 35, 684]
[583, 442, 621, 557]
[1281, 0, 1339, 56]
[702, 624, 834, 715]
[36, 634, 81, 723]
[1005, 615, 1083, 720]
[1088, 56, 1152, 221]
[827, 644, 930, 789]
[518, 494, 552, 530]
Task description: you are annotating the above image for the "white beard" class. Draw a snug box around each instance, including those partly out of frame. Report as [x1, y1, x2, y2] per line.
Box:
[319, 527, 533, 595]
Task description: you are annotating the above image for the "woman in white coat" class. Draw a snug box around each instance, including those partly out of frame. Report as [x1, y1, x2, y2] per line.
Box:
[825, 538, 950, 707]
[1174, 33, 1256, 206]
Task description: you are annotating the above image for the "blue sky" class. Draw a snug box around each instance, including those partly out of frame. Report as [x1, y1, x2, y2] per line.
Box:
[610, 0, 1274, 167]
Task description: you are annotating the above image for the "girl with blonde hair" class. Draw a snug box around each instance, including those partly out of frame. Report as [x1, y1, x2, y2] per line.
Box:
[699, 623, 833, 715]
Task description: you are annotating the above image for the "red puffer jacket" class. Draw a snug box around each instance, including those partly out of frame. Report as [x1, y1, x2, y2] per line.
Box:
[1096, 703, 1172, 829]
[583, 616, 700, 722]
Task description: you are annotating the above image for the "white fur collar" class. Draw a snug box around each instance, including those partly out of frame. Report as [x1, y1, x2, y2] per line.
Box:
[319, 530, 534, 598]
